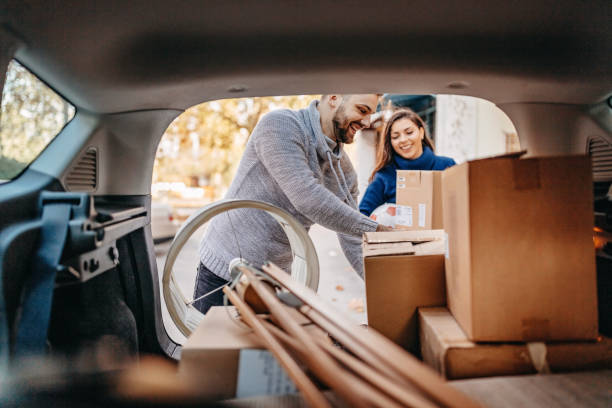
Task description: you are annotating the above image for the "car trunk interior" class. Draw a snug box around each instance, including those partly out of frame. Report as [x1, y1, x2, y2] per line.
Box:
[0, 1, 610, 405]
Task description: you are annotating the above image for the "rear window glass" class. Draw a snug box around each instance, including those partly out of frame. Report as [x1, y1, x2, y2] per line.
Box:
[0, 60, 75, 182]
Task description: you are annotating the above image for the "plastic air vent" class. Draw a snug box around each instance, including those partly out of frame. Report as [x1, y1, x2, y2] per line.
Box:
[65, 148, 97, 192]
[588, 137, 612, 182]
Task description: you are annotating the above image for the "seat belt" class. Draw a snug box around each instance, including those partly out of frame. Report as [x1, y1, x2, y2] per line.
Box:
[13, 202, 72, 358]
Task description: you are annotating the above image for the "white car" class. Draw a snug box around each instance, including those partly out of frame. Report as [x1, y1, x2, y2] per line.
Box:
[151, 201, 179, 243]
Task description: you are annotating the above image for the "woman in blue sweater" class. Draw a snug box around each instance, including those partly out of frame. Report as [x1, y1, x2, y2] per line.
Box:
[359, 109, 456, 216]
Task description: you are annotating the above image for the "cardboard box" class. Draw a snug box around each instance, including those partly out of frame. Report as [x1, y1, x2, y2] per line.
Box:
[395, 170, 433, 230]
[442, 154, 598, 342]
[179, 306, 319, 400]
[419, 307, 612, 380]
[363, 232, 446, 353]
[396, 170, 443, 230]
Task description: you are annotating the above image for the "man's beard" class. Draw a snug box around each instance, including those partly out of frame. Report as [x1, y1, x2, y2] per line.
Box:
[332, 104, 352, 144]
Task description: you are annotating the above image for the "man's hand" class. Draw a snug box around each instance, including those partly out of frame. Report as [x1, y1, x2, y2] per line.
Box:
[375, 224, 393, 232]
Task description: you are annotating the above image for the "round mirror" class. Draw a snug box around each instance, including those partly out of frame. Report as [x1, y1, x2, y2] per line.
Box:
[161, 199, 320, 338]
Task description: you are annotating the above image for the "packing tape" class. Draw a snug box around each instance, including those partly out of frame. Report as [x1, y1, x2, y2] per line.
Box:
[526, 342, 551, 374]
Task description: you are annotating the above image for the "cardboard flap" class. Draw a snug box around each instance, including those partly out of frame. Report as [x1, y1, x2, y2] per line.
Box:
[413, 239, 446, 256]
[419, 307, 475, 348]
[364, 229, 445, 244]
[363, 241, 415, 257]
[469, 150, 528, 164]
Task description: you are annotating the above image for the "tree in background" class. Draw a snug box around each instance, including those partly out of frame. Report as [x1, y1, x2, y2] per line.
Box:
[153, 95, 318, 199]
[0, 60, 74, 180]
[0, 58, 316, 197]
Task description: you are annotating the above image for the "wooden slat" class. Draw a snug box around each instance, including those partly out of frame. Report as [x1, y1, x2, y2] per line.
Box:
[222, 287, 331, 408]
[239, 267, 383, 408]
[306, 325, 439, 408]
[262, 262, 481, 408]
[262, 320, 406, 408]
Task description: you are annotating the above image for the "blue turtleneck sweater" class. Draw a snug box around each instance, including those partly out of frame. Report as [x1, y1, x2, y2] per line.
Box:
[359, 146, 456, 216]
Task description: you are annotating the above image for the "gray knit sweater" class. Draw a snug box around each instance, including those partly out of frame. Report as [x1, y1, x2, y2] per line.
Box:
[199, 100, 378, 280]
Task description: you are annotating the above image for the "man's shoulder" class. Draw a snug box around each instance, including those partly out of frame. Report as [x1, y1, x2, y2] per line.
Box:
[253, 109, 308, 138]
[251, 108, 314, 154]
[259, 108, 304, 127]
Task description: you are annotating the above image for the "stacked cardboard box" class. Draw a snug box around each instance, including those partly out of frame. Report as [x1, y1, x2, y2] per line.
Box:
[179, 306, 324, 400]
[363, 230, 446, 354]
[364, 154, 604, 378]
[419, 307, 611, 379]
[415, 153, 605, 378]
[442, 154, 598, 342]
[364, 170, 447, 354]
[395, 170, 443, 230]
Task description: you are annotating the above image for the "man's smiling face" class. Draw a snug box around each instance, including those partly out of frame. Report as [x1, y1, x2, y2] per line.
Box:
[331, 94, 378, 144]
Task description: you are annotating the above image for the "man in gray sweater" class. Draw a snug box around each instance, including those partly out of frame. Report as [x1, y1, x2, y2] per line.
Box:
[194, 94, 388, 313]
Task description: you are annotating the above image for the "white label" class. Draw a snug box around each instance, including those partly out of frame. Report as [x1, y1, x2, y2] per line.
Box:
[396, 205, 413, 226]
[236, 349, 297, 398]
[418, 203, 426, 227]
[398, 176, 406, 182]
[444, 232, 450, 259]
[398, 183, 406, 189]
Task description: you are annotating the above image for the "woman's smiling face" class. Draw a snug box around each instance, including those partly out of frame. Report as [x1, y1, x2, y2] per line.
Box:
[390, 117, 425, 160]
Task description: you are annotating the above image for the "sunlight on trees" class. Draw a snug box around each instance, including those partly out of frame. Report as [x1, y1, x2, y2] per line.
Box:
[0, 60, 75, 180]
[0, 57, 317, 198]
[153, 95, 319, 200]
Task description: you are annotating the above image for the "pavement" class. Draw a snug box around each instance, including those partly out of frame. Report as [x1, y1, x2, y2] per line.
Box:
[155, 223, 366, 344]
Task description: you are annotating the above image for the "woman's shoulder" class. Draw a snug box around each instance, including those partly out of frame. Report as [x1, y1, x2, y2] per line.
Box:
[378, 163, 397, 176]
[432, 153, 456, 169]
[370, 164, 395, 183]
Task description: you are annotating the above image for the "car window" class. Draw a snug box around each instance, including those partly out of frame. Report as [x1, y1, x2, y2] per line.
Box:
[0, 60, 75, 182]
[153, 94, 517, 343]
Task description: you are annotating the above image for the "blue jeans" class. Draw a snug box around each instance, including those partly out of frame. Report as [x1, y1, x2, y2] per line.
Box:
[193, 262, 229, 314]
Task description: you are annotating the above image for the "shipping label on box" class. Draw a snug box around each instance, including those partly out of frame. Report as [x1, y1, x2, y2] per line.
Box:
[396, 170, 443, 230]
[396, 204, 413, 227]
[179, 307, 318, 400]
[236, 349, 297, 398]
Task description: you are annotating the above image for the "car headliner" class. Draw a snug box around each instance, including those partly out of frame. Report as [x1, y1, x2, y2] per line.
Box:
[2, 0, 611, 113]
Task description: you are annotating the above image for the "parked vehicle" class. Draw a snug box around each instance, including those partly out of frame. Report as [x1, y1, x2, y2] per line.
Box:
[151, 201, 179, 243]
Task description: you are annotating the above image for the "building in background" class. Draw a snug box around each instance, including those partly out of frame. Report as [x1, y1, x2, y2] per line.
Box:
[434, 95, 518, 163]
[353, 94, 518, 201]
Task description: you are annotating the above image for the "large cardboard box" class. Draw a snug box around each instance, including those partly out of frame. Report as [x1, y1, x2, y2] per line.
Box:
[364, 232, 446, 353]
[179, 306, 317, 400]
[396, 170, 443, 230]
[442, 154, 598, 342]
[431, 171, 443, 229]
[419, 307, 612, 379]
